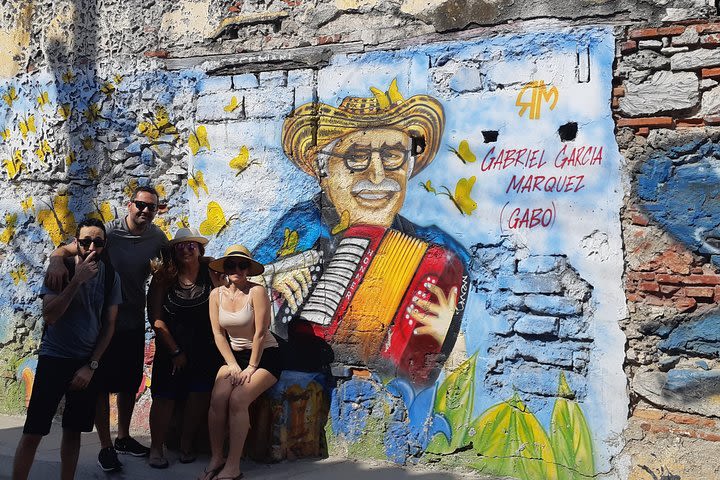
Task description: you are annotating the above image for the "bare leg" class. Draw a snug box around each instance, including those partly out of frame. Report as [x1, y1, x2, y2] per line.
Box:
[199, 368, 233, 479]
[149, 397, 174, 461]
[116, 391, 136, 439]
[215, 370, 277, 479]
[60, 429, 81, 480]
[180, 392, 210, 456]
[12, 434, 42, 480]
[95, 393, 112, 449]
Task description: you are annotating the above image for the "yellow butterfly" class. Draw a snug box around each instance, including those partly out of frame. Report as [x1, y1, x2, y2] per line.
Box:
[57, 103, 72, 120]
[21, 197, 34, 213]
[81, 137, 94, 150]
[10, 265, 27, 285]
[153, 217, 172, 239]
[0, 213, 17, 243]
[84, 103, 101, 123]
[155, 184, 167, 199]
[88, 200, 115, 223]
[113, 74, 124, 85]
[199, 201, 237, 237]
[36, 91, 50, 111]
[62, 70, 76, 84]
[65, 151, 76, 167]
[3, 87, 18, 107]
[100, 82, 115, 97]
[420, 179, 436, 194]
[448, 140, 477, 164]
[188, 169, 209, 197]
[277, 227, 299, 257]
[176, 215, 190, 229]
[0, 129, 10, 142]
[37, 193, 77, 247]
[4, 150, 24, 180]
[369, 78, 404, 109]
[138, 106, 177, 141]
[331, 210, 351, 235]
[188, 125, 210, 155]
[123, 179, 139, 199]
[229, 146, 258, 176]
[35, 139, 53, 164]
[19, 114, 36, 139]
[439, 176, 477, 216]
[224, 96, 240, 113]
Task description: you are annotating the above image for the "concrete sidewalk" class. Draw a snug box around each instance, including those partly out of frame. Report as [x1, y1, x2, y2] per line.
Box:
[0, 414, 506, 480]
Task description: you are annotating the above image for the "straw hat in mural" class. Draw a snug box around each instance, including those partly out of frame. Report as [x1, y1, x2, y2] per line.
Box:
[169, 227, 209, 246]
[282, 80, 445, 179]
[209, 244, 265, 276]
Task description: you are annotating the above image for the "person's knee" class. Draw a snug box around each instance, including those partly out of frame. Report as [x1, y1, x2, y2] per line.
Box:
[229, 392, 251, 414]
[18, 434, 42, 450]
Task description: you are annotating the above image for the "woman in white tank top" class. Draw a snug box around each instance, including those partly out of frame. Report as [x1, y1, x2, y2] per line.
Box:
[200, 245, 281, 480]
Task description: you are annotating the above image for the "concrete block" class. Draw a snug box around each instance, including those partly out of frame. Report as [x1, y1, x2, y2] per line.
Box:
[496, 273, 562, 294]
[195, 91, 244, 122]
[659, 312, 720, 357]
[197, 75, 233, 94]
[449, 65, 483, 93]
[619, 71, 699, 116]
[517, 255, 565, 274]
[244, 87, 295, 118]
[288, 69, 315, 87]
[233, 73, 259, 89]
[294, 86, 316, 110]
[514, 314, 559, 336]
[672, 48, 720, 70]
[524, 294, 581, 316]
[259, 70, 288, 87]
[558, 316, 591, 340]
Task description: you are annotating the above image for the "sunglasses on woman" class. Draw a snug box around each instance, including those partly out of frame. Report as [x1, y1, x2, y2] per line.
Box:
[224, 260, 250, 272]
[174, 242, 198, 252]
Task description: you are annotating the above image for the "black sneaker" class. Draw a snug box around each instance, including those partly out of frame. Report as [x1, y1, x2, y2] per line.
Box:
[114, 436, 150, 457]
[98, 447, 122, 472]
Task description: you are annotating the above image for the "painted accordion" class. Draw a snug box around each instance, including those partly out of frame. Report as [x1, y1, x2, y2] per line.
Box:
[273, 224, 466, 385]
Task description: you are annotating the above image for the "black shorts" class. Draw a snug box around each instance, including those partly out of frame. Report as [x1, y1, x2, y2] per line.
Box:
[23, 356, 99, 435]
[231, 346, 283, 380]
[94, 329, 145, 393]
[151, 347, 222, 400]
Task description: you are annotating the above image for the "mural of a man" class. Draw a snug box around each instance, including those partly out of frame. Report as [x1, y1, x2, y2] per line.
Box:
[253, 84, 469, 386]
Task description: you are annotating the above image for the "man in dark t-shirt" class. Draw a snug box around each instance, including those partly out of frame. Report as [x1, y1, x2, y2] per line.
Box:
[13, 218, 122, 480]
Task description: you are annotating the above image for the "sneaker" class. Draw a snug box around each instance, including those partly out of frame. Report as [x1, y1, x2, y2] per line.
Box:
[114, 436, 150, 457]
[98, 447, 122, 472]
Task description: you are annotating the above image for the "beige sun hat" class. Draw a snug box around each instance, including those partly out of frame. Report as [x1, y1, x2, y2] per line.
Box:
[169, 227, 209, 246]
[209, 244, 265, 276]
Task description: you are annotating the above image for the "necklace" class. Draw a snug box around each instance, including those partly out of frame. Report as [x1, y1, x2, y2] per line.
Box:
[178, 277, 196, 288]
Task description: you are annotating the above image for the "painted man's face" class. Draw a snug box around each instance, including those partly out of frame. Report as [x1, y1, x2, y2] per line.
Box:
[321, 128, 412, 228]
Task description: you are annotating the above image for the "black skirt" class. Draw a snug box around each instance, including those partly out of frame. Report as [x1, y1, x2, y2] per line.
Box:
[231, 346, 283, 380]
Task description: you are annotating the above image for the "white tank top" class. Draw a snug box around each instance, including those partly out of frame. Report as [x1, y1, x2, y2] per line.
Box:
[217, 288, 277, 351]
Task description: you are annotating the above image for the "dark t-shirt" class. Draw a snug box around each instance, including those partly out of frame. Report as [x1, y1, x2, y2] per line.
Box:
[39, 259, 122, 359]
[105, 217, 168, 332]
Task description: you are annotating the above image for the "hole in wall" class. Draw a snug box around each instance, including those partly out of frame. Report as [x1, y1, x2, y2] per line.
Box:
[558, 122, 578, 142]
[482, 130, 499, 143]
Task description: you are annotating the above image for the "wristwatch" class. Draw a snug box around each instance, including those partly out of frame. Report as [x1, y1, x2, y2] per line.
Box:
[88, 360, 99, 370]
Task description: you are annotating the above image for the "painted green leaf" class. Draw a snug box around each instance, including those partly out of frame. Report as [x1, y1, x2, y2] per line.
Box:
[466, 393, 559, 480]
[549, 373, 595, 480]
[426, 353, 477, 454]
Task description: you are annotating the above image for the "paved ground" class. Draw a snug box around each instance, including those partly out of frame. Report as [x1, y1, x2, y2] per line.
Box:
[0, 414, 508, 480]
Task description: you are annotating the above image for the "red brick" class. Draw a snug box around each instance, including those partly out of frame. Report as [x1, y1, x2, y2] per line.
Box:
[627, 293, 642, 302]
[616, 117, 674, 128]
[317, 34, 341, 45]
[701, 33, 720, 45]
[613, 86, 626, 97]
[629, 26, 686, 39]
[684, 286, 715, 298]
[634, 407, 665, 420]
[656, 274, 683, 284]
[701, 67, 720, 78]
[697, 431, 720, 442]
[639, 282, 660, 292]
[631, 213, 649, 226]
[612, 97, 620, 109]
[677, 118, 705, 128]
[658, 250, 693, 274]
[714, 285, 720, 301]
[665, 412, 716, 428]
[697, 23, 720, 34]
[621, 40, 638, 53]
[640, 272, 656, 280]
[686, 274, 720, 285]
[644, 295, 667, 306]
[144, 50, 169, 58]
[675, 296, 697, 312]
[704, 115, 720, 126]
[660, 285, 680, 295]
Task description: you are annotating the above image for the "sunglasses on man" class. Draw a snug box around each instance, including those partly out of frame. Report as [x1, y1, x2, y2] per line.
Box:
[224, 260, 250, 272]
[132, 200, 158, 212]
[78, 237, 106, 248]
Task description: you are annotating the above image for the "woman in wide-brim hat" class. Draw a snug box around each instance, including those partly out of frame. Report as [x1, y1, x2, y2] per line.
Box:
[200, 245, 282, 480]
[147, 228, 225, 468]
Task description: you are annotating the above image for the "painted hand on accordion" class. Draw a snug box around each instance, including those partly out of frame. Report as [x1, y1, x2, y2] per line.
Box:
[410, 283, 458, 343]
[271, 267, 312, 313]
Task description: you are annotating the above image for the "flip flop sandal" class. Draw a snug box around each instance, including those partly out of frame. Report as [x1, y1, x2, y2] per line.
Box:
[198, 463, 225, 480]
[180, 451, 197, 464]
[149, 457, 169, 469]
[215, 474, 243, 480]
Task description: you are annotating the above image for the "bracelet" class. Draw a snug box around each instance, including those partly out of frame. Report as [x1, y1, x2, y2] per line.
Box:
[248, 363, 258, 369]
[171, 347, 183, 358]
